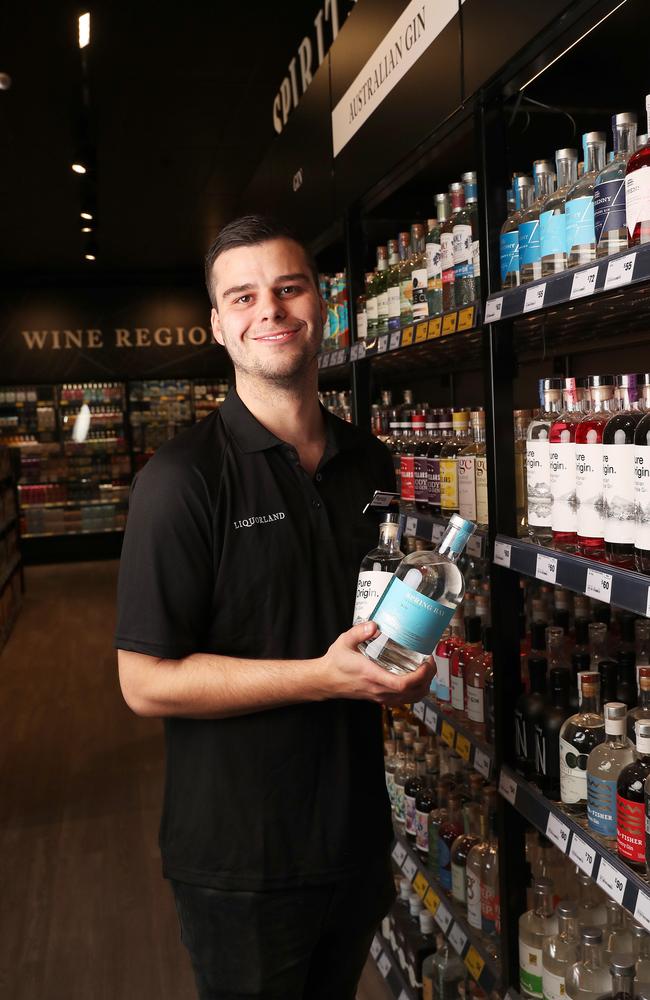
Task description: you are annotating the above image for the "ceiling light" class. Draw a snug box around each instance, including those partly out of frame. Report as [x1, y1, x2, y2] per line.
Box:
[80, 211, 93, 220]
[78, 12, 90, 49]
[81, 226, 92, 233]
[72, 163, 87, 174]
[85, 253, 96, 261]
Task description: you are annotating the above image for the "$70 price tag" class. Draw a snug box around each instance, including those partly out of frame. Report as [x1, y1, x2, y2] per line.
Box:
[569, 833, 595, 876]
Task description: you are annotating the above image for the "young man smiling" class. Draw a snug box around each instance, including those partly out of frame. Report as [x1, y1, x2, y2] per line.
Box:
[115, 215, 434, 1000]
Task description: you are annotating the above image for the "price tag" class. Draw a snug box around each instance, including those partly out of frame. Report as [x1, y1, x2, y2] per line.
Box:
[413, 701, 425, 720]
[597, 857, 627, 904]
[371, 936, 382, 959]
[523, 283, 547, 313]
[456, 733, 471, 762]
[392, 842, 408, 867]
[546, 812, 570, 853]
[424, 705, 438, 733]
[435, 903, 453, 933]
[441, 721, 455, 747]
[428, 317, 442, 339]
[317, 355, 323, 369]
[413, 871, 429, 899]
[377, 335, 388, 354]
[349, 345, 358, 362]
[424, 889, 440, 915]
[457, 306, 475, 331]
[389, 331, 402, 351]
[378, 952, 392, 978]
[484, 297, 503, 323]
[568, 833, 596, 876]
[404, 516, 418, 537]
[570, 265, 599, 299]
[464, 946, 485, 982]
[402, 326, 414, 346]
[402, 855, 417, 882]
[431, 522, 445, 544]
[494, 540, 511, 567]
[585, 567, 612, 604]
[357, 341, 367, 359]
[415, 321, 428, 343]
[449, 923, 468, 955]
[604, 251, 636, 291]
[474, 748, 491, 779]
[321, 352, 331, 367]
[498, 770, 518, 805]
[442, 312, 457, 335]
[467, 534, 482, 558]
[536, 553, 558, 584]
[635, 892, 650, 932]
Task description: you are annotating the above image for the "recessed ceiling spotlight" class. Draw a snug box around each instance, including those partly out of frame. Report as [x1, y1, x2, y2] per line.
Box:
[72, 163, 87, 174]
[81, 226, 92, 233]
[78, 12, 90, 49]
[85, 253, 96, 261]
[80, 211, 93, 220]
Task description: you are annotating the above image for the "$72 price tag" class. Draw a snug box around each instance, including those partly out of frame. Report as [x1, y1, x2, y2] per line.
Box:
[570, 265, 598, 299]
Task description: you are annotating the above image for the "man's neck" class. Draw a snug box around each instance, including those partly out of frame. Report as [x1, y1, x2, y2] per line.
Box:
[234, 369, 326, 453]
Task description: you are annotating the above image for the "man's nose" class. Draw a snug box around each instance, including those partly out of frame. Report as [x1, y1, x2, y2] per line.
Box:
[255, 289, 287, 323]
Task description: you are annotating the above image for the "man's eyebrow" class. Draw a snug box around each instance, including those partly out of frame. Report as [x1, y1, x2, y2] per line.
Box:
[221, 282, 257, 299]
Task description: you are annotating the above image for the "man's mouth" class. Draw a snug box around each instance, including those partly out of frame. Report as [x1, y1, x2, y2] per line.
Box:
[253, 329, 299, 343]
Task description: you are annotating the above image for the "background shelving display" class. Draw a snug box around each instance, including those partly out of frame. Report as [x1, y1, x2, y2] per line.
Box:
[413, 698, 495, 783]
[0, 446, 22, 650]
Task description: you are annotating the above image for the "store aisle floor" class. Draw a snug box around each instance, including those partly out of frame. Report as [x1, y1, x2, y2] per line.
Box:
[0, 561, 390, 1000]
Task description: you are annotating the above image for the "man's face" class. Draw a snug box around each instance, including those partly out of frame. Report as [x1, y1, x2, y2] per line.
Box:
[210, 238, 327, 386]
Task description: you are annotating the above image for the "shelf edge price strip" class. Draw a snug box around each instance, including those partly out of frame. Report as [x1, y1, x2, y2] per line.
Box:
[464, 946, 485, 983]
[570, 264, 599, 299]
[493, 539, 511, 568]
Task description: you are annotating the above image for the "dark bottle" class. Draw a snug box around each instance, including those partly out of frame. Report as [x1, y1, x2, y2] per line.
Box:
[603, 373, 643, 568]
[405, 739, 427, 840]
[570, 650, 591, 714]
[412, 412, 430, 513]
[553, 608, 570, 635]
[483, 626, 495, 743]
[628, 666, 650, 741]
[616, 720, 650, 870]
[414, 776, 437, 859]
[426, 410, 452, 514]
[617, 651, 638, 709]
[534, 667, 571, 800]
[619, 613, 636, 654]
[515, 657, 548, 780]
[599, 659, 620, 704]
[438, 793, 464, 893]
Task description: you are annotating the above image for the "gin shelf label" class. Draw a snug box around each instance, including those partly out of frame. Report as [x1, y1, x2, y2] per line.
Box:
[523, 283, 546, 313]
[431, 521, 445, 544]
[402, 855, 417, 882]
[428, 317, 442, 338]
[570, 265, 599, 299]
[474, 748, 491, 779]
[456, 733, 471, 762]
[536, 553, 557, 584]
[424, 705, 438, 732]
[464, 946, 485, 982]
[413, 701, 425, 721]
[404, 516, 418, 537]
[389, 331, 402, 351]
[484, 297, 503, 323]
[545, 812, 570, 853]
[449, 923, 467, 955]
[392, 842, 408, 867]
[568, 833, 596, 876]
[377, 335, 388, 353]
[413, 871, 429, 899]
[604, 251, 636, 290]
[435, 902, 453, 933]
[498, 770, 518, 805]
[494, 540, 511, 567]
[597, 856, 626, 904]
[585, 567, 612, 604]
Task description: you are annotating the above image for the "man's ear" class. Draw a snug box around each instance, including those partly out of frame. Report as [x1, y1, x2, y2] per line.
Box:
[211, 306, 224, 346]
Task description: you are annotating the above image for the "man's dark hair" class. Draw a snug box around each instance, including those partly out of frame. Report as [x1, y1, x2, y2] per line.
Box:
[204, 214, 320, 307]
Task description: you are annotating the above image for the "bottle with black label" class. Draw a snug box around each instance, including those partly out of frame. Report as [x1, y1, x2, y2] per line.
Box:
[617, 650, 638, 709]
[534, 667, 570, 801]
[559, 671, 605, 814]
[515, 657, 548, 780]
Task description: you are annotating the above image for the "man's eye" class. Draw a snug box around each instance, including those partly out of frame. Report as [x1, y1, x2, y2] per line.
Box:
[279, 285, 299, 295]
[235, 294, 253, 304]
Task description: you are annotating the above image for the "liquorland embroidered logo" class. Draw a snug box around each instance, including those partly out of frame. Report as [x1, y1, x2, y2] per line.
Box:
[233, 512, 286, 529]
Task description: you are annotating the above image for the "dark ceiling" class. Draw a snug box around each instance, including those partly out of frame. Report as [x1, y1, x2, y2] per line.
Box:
[0, 0, 332, 282]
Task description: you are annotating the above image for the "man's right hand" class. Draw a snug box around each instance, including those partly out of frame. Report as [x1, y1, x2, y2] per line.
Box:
[317, 620, 436, 706]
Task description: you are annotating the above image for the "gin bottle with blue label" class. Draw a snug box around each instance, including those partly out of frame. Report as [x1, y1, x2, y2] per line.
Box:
[518, 160, 556, 284]
[586, 702, 634, 843]
[358, 514, 476, 674]
[500, 175, 533, 289]
[540, 148, 578, 277]
[565, 131, 607, 267]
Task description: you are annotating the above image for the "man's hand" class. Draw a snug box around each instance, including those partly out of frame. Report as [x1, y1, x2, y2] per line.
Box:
[318, 620, 436, 706]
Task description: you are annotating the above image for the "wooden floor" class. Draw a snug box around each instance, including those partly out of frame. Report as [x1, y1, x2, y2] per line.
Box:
[0, 560, 391, 1000]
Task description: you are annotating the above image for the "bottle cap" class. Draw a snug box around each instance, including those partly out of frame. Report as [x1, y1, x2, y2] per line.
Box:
[605, 702, 627, 720]
[613, 112, 637, 126]
[442, 515, 477, 557]
[514, 175, 533, 191]
[533, 159, 555, 175]
[411, 222, 426, 240]
[376, 245, 388, 260]
[409, 895, 423, 916]
[609, 956, 636, 976]
[399, 231, 410, 243]
[581, 926, 603, 944]
[639, 667, 650, 691]
[637, 720, 650, 738]
[555, 148, 578, 162]
[384, 740, 396, 754]
[588, 374, 616, 387]
[582, 131, 607, 145]
[419, 911, 434, 934]
[449, 181, 463, 193]
[534, 876, 553, 891]
[399, 877, 411, 899]
[580, 672, 600, 697]
[556, 900, 578, 918]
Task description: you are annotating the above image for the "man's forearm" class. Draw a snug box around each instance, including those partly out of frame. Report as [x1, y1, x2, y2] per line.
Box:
[118, 648, 329, 719]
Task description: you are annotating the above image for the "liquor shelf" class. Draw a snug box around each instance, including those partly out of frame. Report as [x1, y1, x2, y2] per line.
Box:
[401, 511, 487, 561]
[18, 498, 128, 510]
[21, 527, 124, 539]
[498, 765, 650, 932]
[413, 697, 494, 782]
[391, 830, 500, 994]
[493, 535, 650, 619]
[370, 932, 417, 1000]
[484, 243, 650, 324]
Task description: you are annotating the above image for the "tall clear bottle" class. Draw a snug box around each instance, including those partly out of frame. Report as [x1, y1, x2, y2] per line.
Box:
[515, 409, 533, 536]
[559, 671, 606, 814]
[352, 513, 405, 624]
[375, 245, 390, 336]
[440, 409, 472, 517]
[426, 194, 450, 317]
[501, 175, 533, 288]
[586, 702, 634, 842]
[388, 235, 407, 333]
[410, 222, 429, 323]
[458, 409, 488, 526]
[595, 112, 637, 258]
[480, 801, 500, 940]
[465, 788, 494, 932]
[565, 928, 613, 1000]
[575, 375, 616, 558]
[359, 515, 476, 674]
[441, 183, 465, 310]
[542, 901, 580, 1000]
[625, 94, 650, 248]
[519, 160, 556, 284]
[427, 410, 453, 514]
[453, 171, 481, 305]
[519, 877, 559, 999]
[399, 231, 414, 326]
[565, 132, 607, 268]
[527, 378, 564, 544]
[422, 932, 465, 1000]
[540, 148, 579, 276]
[549, 377, 588, 552]
[603, 373, 644, 567]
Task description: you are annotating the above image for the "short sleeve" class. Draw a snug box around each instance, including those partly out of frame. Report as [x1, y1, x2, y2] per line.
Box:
[114, 452, 213, 659]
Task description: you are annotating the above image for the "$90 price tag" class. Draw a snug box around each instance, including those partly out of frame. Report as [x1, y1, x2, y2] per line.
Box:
[597, 857, 627, 904]
[568, 833, 595, 876]
[545, 812, 570, 853]
[585, 567, 612, 604]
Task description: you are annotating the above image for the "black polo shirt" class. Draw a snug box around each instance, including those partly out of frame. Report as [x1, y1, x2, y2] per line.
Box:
[115, 389, 395, 890]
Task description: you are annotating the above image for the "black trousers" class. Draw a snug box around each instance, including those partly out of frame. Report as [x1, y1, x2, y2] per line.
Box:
[170, 862, 395, 1000]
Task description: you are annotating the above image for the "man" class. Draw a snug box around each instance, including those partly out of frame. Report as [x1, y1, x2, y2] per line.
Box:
[115, 215, 434, 1000]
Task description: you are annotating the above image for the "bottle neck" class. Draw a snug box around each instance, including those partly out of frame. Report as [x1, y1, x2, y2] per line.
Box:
[610, 970, 635, 998]
[536, 172, 556, 200]
[615, 122, 637, 157]
[520, 185, 534, 211]
[542, 392, 562, 414]
[378, 523, 400, 552]
[582, 941, 603, 969]
[580, 687, 601, 714]
[590, 388, 615, 413]
[399, 242, 410, 262]
[377, 256, 388, 272]
[557, 158, 578, 189]
[534, 886, 554, 918]
[585, 141, 606, 175]
[388, 251, 400, 266]
[472, 424, 486, 443]
[558, 914, 577, 942]
[640, 686, 650, 710]
[436, 199, 450, 224]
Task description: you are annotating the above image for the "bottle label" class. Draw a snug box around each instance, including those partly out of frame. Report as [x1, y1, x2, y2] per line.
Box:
[603, 443, 635, 544]
[550, 441, 577, 532]
[440, 458, 458, 510]
[372, 576, 456, 655]
[451, 862, 466, 902]
[412, 268, 429, 320]
[472, 240, 481, 279]
[565, 195, 595, 253]
[587, 773, 617, 837]
[458, 456, 477, 520]
[519, 941, 544, 999]
[427, 456, 441, 507]
[414, 456, 429, 504]
[515, 708, 528, 769]
[625, 165, 650, 238]
[451, 673, 464, 711]
[635, 444, 650, 552]
[594, 177, 626, 244]
[394, 783, 405, 823]
[366, 296, 378, 321]
[435, 651, 451, 703]
[542, 968, 567, 1000]
[482, 882, 500, 935]
[453, 223, 473, 265]
[426, 242, 442, 280]
[415, 809, 429, 852]
[400, 455, 415, 502]
[400, 276, 413, 315]
[438, 837, 452, 890]
[387, 285, 401, 320]
[526, 439, 552, 527]
[475, 455, 489, 524]
[385, 769, 395, 807]
[519, 220, 541, 265]
[540, 210, 566, 258]
[617, 794, 645, 863]
[576, 442, 605, 539]
[405, 793, 417, 834]
[559, 736, 588, 804]
[377, 291, 389, 322]
[500, 230, 519, 282]
[356, 310, 368, 340]
[441, 232, 455, 272]
[466, 868, 482, 928]
[353, 570, 394, 625]
[466, 684, 485, 723]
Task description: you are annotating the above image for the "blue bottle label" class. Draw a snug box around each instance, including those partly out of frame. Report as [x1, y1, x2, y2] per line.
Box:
[500, 231, 519, 281]
[540, 210, 566, 257]
[519, 220, 541, 265]
[438, 838, 452, 889]
[565, 196, 595, 252]
[587, 773, 617, 837]
[370, 576, 455, 655]
[594, 177, 626, 245]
